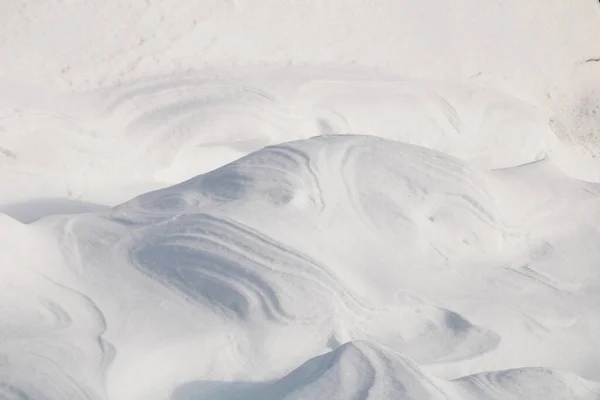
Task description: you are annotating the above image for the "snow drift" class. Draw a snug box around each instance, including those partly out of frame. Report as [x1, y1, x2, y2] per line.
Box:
[1, 1, 599, 205]
[3, 135, 599, 400]
[1, 1, 600, 399]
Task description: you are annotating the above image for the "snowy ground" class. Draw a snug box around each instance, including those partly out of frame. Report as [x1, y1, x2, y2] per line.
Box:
[1, 1, 599, 400]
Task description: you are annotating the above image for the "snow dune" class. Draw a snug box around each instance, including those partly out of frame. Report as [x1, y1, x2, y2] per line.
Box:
[1, 0, 600, 399]
[0, 70, 590, 208]
[1, 0, 599, 204]
[3, 135, 600, 399]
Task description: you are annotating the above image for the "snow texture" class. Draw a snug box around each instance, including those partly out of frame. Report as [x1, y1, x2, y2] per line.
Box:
[0, 1, 599, 400]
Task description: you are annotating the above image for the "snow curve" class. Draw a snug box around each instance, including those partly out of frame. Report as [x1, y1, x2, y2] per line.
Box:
[2, 135, 595, 399]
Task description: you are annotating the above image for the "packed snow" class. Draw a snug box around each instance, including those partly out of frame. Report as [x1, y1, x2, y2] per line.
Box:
[1, 1, 599, 400]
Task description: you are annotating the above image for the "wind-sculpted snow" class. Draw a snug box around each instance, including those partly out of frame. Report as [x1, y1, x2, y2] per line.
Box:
[99, 74, 556, 178]
[0, 215, 114, 400]
[2, 0, 598, 180]
[1, 135, 596, 399]
[2, 1, 599, 398]
[3, 70, 599, 209]
[115, 137, 504, 363]
[172, 340, 600, 400]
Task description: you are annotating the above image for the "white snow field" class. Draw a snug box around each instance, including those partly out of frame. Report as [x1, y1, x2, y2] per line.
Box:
[1, 1, 600, 400]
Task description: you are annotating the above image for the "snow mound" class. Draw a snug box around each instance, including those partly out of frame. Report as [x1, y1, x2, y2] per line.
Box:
[2, 135, 592, 399]
[4, 71, 599, 209]
[2, 1, 600, 399]
[100, 73, 554, 174]
[456, 367, 600, 400]
[172, 340, 600, 400]
[2, 73, 564, 207]
[2, 0, 600, 204]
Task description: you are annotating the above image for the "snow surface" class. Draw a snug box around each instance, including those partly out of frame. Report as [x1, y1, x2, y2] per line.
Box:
[1, 1, 600, 400]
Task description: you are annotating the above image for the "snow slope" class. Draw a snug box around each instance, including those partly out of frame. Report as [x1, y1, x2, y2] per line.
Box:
[1, 0, 600, 208]
[3, 135, 600, 400]
[1, 69, 596, 211]
[1, 1, 600, 399]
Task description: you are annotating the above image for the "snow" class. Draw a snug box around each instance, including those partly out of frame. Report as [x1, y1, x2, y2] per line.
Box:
[1, 1, 600, 399]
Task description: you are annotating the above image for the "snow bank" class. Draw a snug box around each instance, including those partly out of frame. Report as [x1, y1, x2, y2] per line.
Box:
[2, 136, 595, 399]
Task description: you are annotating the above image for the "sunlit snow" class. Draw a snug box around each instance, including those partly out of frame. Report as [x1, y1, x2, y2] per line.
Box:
[1, 1, 599, 399]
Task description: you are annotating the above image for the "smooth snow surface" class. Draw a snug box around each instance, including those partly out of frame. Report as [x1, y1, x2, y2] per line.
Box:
[1, 1, 600, 400]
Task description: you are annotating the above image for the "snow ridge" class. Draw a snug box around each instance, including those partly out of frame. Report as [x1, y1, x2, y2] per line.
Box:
[3, 135, 597, 399]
